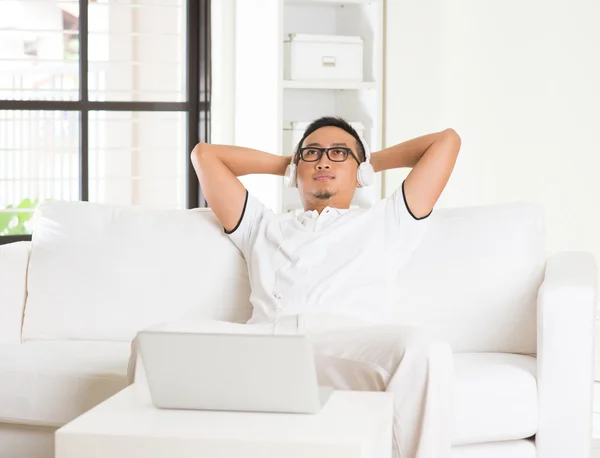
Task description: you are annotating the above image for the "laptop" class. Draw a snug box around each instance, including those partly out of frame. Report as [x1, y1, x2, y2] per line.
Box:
[136, 330, 333, 414]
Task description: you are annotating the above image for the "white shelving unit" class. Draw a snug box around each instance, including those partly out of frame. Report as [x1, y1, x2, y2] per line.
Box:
[234, 0, 384, 213]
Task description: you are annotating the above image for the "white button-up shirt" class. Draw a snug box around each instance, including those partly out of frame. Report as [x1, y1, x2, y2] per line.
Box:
[226, 181, 431, 325]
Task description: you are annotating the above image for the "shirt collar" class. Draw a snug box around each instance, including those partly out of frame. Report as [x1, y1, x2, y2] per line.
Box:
[300, 206, 351, 221]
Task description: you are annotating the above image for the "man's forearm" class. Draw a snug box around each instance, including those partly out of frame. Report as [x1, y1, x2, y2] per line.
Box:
[370, 129, 454, 172]
[192, 143, 290, 177]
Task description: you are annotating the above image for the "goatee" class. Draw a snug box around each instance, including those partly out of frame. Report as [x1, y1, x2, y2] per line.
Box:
[313, 190, 334, 200]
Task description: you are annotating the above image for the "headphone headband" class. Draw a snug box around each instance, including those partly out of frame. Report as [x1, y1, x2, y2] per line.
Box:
[356, 132, 371, 163]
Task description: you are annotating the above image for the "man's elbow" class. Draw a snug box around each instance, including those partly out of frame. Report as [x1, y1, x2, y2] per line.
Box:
[191, 142, 212, 166]
[440, 129, 462, 160]
[442, 128, 461, 146]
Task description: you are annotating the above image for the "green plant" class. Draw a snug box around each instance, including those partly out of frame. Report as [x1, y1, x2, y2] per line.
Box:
[0, 198, 40, 236]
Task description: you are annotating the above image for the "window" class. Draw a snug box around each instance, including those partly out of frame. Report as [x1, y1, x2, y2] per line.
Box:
[0, 0, 210, 243]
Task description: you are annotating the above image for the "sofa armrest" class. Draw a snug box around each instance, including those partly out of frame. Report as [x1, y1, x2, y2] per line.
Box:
[536, 251, 597, 458]
[0, 241, 31, 343]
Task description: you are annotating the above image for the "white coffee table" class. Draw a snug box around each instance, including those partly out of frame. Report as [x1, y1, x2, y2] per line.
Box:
[56, 383, 394, 458]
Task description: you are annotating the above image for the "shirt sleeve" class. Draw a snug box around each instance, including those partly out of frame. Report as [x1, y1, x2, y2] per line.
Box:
[224, 190, 267, 258]
[385, 180, 432, 261]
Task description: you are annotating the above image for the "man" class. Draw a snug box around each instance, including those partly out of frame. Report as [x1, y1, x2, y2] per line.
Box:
[193, 116, 461, 458]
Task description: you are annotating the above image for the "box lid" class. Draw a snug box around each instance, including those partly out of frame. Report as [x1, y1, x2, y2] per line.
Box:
[285, 33, 363, 44]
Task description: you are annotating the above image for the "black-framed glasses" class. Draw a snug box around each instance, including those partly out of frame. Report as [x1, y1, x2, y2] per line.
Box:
[298, 147, 360, 164]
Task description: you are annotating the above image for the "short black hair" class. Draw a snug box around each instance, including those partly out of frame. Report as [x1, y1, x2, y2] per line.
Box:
[295, 116, 366, 164]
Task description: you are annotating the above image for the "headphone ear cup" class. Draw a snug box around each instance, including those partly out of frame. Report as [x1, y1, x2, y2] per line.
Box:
[290, 163, 297, 188]
[284, 141, 301, 188]
[357, 163, 375, 187]
[355, 133, 373, 187]
[284, 163, 297, 188]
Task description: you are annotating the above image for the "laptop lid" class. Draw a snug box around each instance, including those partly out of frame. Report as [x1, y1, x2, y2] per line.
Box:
[137, 330, 324, 414]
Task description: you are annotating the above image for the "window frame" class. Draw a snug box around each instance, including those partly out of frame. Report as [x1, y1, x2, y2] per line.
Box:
[0, 0, 211, 245]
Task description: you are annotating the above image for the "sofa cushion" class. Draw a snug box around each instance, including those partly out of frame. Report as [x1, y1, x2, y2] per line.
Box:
[23, 200, 253, 342]
[394, 202, 545, 353]
[452, 353, 538, 445]
[0, 342, 130, 426]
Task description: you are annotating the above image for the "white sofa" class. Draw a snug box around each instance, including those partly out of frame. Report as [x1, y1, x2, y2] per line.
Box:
[0, 198, 596, 458]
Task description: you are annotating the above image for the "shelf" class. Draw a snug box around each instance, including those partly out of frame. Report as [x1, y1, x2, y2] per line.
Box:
[285, 0, 373, 5]
[283, 80, 376, 90]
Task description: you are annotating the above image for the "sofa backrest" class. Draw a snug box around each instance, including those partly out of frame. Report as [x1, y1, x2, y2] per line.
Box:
[392, 202, 546, 354]
[22, 200, 252, 342]
[22, 199, 546, 354]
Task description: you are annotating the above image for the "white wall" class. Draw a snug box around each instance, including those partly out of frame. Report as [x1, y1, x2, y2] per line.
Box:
[385, 0, 600, 280]
[234, 0, 283, 212]
[210, 0, 236, 146]
[212, 0, 284, 211]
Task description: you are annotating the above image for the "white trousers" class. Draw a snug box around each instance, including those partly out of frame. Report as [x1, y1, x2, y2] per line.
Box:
[128, 314, 454, 458]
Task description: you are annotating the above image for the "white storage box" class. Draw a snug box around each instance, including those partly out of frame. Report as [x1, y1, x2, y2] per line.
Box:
[283, 120, 365, 154]
[284, 34, 363, 82]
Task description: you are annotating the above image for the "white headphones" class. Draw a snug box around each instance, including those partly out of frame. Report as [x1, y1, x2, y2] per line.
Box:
[284, 132, 374, 188]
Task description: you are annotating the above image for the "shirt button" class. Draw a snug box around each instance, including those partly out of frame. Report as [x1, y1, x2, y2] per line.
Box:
[273, 293, 281, 300]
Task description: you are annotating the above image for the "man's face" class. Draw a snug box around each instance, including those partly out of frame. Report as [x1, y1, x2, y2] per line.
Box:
[296, 126, 361, 208]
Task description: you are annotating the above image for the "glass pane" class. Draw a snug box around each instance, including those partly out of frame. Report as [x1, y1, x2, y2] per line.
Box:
[88, 0, 185, 102]
[89, 111, 186, 208]
[0, 1, 80, 101]
[0, 110, 80, 236]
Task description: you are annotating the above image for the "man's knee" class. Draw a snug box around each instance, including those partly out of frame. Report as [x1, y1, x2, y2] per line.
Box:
[400, 335, 454, 385]
[311, 325, 452, 389]
[399, 330, 451, 360]
[374, 327, 453, 375]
